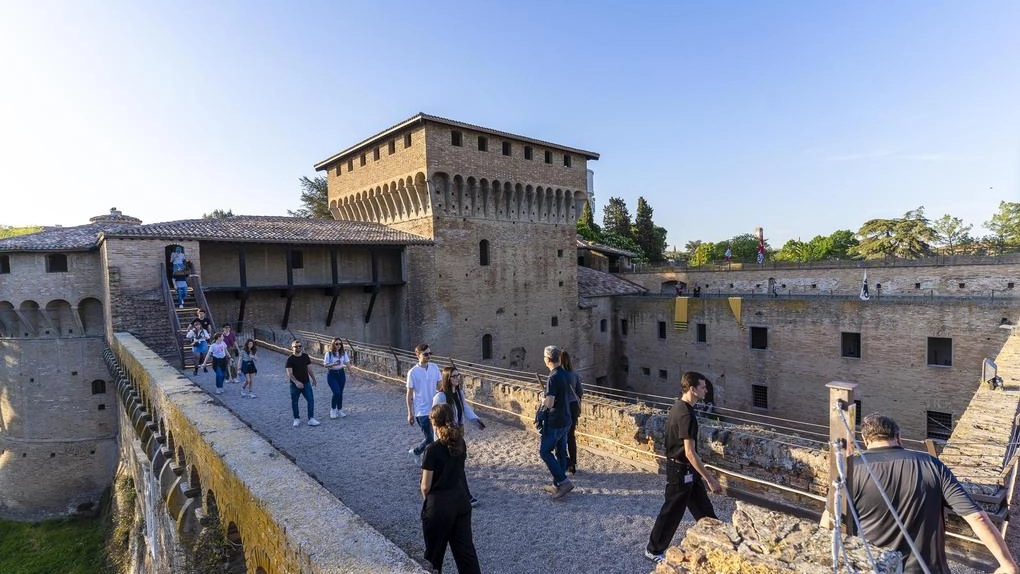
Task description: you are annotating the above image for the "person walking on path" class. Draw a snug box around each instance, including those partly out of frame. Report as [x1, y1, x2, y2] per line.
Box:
[239, 338, 258, 398]
[560, 350, 584, 475]
[420, 403, 482, 574]
[645, 371, 721, 563]
[407, 343, 441, 466]
[538, 345, 574, 499]
[202, 332, 230, 395]
[221, 324, 240, 383]
[433, 366, 485, 507]
[285, 340, 319, 427]
[324, 338, 351, 419]
[849, 414, 1017, 574]
[185, 319, 210, 376]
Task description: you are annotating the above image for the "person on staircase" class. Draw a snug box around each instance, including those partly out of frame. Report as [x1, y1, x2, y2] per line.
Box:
[169, 246, 190, 308]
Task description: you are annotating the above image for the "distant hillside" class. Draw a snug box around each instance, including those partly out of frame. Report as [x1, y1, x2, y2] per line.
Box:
[0, 225, 43, 239]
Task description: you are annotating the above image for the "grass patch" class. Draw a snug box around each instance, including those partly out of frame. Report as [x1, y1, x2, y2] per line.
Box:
[0, 515, 111, 574]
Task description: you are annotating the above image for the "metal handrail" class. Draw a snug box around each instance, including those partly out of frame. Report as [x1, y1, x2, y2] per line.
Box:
[159, 263, 186, 368]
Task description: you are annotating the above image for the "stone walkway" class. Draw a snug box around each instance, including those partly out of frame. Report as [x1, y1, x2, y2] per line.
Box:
[186, 349, 734, 574]
[185, 349, 990, 574]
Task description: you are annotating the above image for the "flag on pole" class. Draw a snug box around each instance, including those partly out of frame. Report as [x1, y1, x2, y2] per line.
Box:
[756, 227, 766, 265]
[860, 270, 871, 301]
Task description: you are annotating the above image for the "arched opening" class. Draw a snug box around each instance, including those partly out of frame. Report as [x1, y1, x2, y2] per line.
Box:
[46, 299, 74, 336]
[79, 297, 105, 336]
[479, 240, 490, 266]
[91, 379, 107, 394]
[0, 301, 16, 337]
[18, 300, 42, 336]
[482, 334, 493, 360]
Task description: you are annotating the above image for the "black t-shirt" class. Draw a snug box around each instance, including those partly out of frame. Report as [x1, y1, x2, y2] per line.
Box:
[544, 367, 570, 428]
[664, 399, 698, 464]
[422, 439, 468, 498]
[285, 353, 312, 384]
[849, 446, 980, 574]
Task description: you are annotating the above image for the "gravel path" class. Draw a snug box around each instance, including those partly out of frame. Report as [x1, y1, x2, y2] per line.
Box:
[185, 350, 988, 574]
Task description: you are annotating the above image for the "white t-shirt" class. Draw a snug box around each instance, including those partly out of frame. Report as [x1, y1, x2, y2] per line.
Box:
[406, 362, 440, 417]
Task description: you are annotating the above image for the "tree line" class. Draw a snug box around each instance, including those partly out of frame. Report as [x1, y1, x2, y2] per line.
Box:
[674, 202, 1020, 265]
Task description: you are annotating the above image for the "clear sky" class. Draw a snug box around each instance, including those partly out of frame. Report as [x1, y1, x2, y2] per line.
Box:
[2, 1, 1017, 248]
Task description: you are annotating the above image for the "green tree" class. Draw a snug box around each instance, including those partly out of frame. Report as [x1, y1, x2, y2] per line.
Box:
[932, 214, 973, 255]
[632, 197, 665, 262]
[202, 209, 235, 219]
[601, 231, 644, 259]
[724, 233, 765, 261]
[602, 197, 632, 239]
[288, 175, 332, 218]
[576, 200, 601, 241]
[0, 225, 43, 239]
[984, 201, 1020, 248]
[690, 242, 715, 267]
[854, 207, 936, 259]
[827, 229, 859, 259]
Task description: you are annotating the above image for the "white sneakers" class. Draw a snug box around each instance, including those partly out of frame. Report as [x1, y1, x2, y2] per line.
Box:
[329, 408, 348, 419]
[293, 419, 301, 427]
[329, 409, 338, 419]
[337, 409, 347, 418]
[241, 390, 249, 398]
[307, 418, 321, 426]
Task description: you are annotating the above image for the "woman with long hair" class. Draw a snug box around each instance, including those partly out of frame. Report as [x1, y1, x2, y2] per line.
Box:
[185, 319, 210, 376]
[560, 350, 584, 475]
[420, 403, 481, 574]
[202, 333, 229, 395]
[239, 338, 258, 398]
[433, 366, 485, 506]
[323, 338, 351, 419]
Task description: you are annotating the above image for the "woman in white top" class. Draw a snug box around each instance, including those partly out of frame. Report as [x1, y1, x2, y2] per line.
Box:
[433, 366, 485, 506]
[185, 319, 210, 376]
[323, 338, 351, 419]
[202, 333, 229, 395]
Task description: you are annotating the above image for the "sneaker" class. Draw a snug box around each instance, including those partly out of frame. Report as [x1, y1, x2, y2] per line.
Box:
[552, 479, 574, 499]
[409, 448, 422, 466]
[329, 409, 338, 419]
[542, 484, 558, 494]
[337, 409, 347, 418]
[293, 419, 301, 427]
[215, 388, 223, 395]
[240, 390, 249, 398]
[307, 418, 321, 426]
[248, 393, 257, 398]
[644, 549, 665, 563]
[470, 496, 479, 507]
[179, 304, 184, 309]
[567, 465, 577, 475]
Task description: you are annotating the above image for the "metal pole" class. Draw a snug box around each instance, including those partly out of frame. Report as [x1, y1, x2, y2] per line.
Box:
[826, 381, 857, 531]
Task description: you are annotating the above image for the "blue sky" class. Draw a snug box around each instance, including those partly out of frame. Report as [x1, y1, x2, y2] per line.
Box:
[2, 1, 1017, 248]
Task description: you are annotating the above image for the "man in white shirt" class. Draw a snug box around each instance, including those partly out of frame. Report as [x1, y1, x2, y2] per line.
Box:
[406, 343, 441, 465]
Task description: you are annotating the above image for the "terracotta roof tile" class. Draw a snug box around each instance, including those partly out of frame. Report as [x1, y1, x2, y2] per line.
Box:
[0, 216, 432, 252]
[578, 266, 647, 298]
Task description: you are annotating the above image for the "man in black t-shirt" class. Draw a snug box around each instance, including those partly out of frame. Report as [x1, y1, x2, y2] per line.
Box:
[285, 340, 319, 427]
[645, 371, 721, 563]
[849, 414, 1016, 574]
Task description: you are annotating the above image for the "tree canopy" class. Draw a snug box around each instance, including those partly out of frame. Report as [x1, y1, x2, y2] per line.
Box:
[602, 197, 632, 239]
[985, 201, 1020, 248]
[632, 197, 666, 262]
[289, 175, 332, 218]
[202, 209, 235, 219]
[853, 207, 936, 259]
[931, 214, 973, 255]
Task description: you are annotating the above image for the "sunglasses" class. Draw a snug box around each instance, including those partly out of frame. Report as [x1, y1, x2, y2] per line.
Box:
[421, 351, 432, 356]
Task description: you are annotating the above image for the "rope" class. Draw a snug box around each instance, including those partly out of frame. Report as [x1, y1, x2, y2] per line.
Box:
[835, 406, 933, 574]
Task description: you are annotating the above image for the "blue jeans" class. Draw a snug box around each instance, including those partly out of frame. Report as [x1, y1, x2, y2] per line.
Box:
[175, 280, 187, 306]
[212, 357, 228, 389]
[290, 382, 314, 419]
[413, 415, 434, 456]
[539, 425, 570, 485]
[326, 369, 346, 410]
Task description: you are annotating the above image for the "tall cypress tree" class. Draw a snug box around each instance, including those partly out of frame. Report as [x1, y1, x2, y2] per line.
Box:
[633, 197, 665, 262]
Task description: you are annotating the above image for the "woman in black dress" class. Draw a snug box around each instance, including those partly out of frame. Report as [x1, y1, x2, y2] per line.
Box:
[420, 403, 481, 574]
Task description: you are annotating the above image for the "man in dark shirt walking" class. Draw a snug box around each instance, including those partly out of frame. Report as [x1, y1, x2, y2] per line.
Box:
[849, 414, 1016, 574]
[538, 345, 574, 499]
[285, 339, 319, 427]
[645, 371, 721, 563]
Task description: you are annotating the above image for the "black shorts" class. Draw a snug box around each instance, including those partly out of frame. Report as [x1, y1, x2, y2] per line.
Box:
[241, 360, 257, 374]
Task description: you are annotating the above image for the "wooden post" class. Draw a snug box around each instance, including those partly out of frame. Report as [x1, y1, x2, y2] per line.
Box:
[826, 381, 857, 531]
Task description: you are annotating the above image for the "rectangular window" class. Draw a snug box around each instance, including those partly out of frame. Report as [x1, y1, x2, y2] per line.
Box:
[658, 321, 666, 339]
[46, 253, 68, 273]
[502, 141, 511, 156]
[854, 399, 862, 427]
[404, 133, 412, 148]
[544, 150, 552, 164]
[750, 326, 768, 350]
[335, 165, 341, 177]
[452, 130, 463, 147]
[388, 140, 396, 154]
[841, 332, 861, 358]
[641, 367, 650, 376]
[551, 316, 558, 327]
[360, 154, 366, 166]
[563, 154, 572, 167]
[658, 369, 668, 380]
[289, 250, 304, 270]
[0, 255, 9, 274]
[600, 319, 607, 332]
[373, 147, 380, 161]
[524, 146, 533, 160]
[926, 411, 953, 440]
[927, 337, 953, 366]
[752, 384, 768, 409]
[477, 136, 487, 151]
[696, 323, 707, 343]
[347, 159, 354, 171]
[621, 319, 628, 336]
[557, 249, 563, 257]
